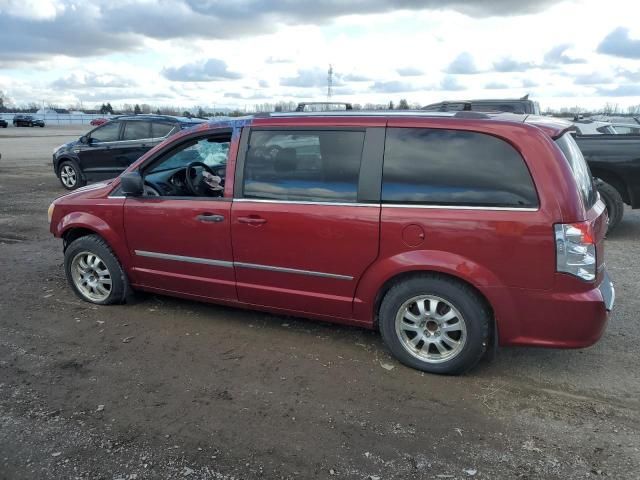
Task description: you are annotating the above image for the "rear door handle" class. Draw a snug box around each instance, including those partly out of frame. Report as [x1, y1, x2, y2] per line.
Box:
[237, 216, 267, 225]
[196, 213, 225, 223]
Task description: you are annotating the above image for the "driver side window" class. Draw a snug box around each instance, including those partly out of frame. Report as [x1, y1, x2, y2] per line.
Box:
[91, 122, 121, 142]
[143, 134, 231, 198]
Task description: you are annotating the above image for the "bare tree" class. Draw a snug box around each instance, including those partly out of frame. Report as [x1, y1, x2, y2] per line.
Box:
[0, 90, 9, 112]
[397, 99, 410, 110]
[627, 105, 640, 115]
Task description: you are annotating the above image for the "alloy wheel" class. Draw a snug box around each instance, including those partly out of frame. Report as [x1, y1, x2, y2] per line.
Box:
[60, 165, 77, 188]
[70, 251, 112, 302]
[395, 295, 467, 364]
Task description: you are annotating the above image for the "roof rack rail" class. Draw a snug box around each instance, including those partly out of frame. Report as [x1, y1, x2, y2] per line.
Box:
[251, 110, 460, 118]
[249, 110, 493, 119]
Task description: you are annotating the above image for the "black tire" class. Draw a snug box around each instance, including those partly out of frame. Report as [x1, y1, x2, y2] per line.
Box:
[379, 274, 490, 375]
[597, 180, 624, 234]
[64, 235, 129, 305]
[58, 160, 85, 190]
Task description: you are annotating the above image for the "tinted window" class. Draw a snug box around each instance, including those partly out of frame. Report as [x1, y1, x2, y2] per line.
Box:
[243, 130, 364, 202]
[555, 133, 597, 209]
[152, 122, 175, 138]
[382, 128, 538, 208]
[91, 122, 121, 142]
[122, 121, 151, 141]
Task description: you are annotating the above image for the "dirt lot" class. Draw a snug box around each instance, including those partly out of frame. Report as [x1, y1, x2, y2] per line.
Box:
[0, 125, 638, 480]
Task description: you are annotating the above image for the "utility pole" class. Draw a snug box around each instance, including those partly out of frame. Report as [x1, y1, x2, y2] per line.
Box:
[327, 64, 333, 103]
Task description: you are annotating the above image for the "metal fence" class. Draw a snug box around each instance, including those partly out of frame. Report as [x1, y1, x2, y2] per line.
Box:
[0, 113, 116, 125]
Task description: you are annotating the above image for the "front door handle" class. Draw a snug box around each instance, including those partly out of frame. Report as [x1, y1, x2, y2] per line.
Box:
[237, 216, 267, 225]
[196, 213, 225, 223]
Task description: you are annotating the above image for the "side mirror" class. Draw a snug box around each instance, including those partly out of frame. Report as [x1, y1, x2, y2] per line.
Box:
[80, 135, 90, 145]
[120, 171, 144, 196]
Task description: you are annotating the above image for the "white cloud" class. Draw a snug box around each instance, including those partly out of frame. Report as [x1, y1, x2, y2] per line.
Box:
[1, 0, 640, 110]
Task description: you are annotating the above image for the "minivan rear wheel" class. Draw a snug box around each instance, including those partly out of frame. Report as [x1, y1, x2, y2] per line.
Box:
[379, 275, 489, 375]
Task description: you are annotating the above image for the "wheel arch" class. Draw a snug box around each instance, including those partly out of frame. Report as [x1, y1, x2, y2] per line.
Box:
[354, 252, 506, 349]
[62, 226, 100, 251]
[371, 270, 495, 330]
[377, 269, 499, 358]
[55, 155, 82, 176]
[57, 213, 133, 274]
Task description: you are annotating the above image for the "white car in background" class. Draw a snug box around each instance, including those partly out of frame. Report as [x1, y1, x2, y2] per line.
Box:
[571, 119, 640, 135]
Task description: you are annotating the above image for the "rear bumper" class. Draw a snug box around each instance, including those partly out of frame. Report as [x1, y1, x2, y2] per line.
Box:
[598, 270, 615, 311]
[494, 272, 614, 348]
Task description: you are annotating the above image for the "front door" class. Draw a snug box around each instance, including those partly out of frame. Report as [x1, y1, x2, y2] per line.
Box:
[231, 127, 383, 318]
[77, 121, 124, 181]
[115, 120, 154, 172]
[123, 130, 236, 301]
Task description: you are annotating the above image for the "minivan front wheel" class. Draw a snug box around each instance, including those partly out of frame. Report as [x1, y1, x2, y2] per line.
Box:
[64, 235, 129, 305]
[379, 275, 489, 375]
[58, 161, 85, 190]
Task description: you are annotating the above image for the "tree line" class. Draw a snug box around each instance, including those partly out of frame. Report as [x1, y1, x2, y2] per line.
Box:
[2, 90, 639, 117]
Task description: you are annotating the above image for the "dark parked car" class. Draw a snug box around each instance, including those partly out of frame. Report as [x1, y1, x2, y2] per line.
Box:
[0, 119, 7, 128]
[422, 95, 540, 115]
[574, 134, 640, 232]
[13, 114, 45, 127]
[52, 115, 205, 190]
[48, 111, 613, 375]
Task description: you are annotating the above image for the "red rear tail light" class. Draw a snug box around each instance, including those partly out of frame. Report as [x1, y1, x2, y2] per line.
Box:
[554, 221, 596, 281]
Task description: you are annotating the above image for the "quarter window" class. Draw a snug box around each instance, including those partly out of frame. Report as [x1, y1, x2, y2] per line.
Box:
[152, 122, 175, 138]
[243, 130, 365, 203]
[122, 121, 151, 141]
[382, 128, 539, 208]
[555, 133, 597, 209]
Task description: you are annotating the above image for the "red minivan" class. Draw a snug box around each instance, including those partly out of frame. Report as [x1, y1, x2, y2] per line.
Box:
[48, 112, 614, 374]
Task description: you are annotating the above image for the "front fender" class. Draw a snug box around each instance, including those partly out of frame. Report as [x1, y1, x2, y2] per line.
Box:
[55, 211, 132, 272]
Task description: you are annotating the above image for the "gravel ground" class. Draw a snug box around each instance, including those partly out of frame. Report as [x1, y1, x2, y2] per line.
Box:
[0, 126, 638, 479]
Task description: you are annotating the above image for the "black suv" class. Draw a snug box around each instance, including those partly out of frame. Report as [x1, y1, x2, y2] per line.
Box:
[13, 114, 45, 127]
[53, 115, 205, 190]
[423, 96, 541, 115]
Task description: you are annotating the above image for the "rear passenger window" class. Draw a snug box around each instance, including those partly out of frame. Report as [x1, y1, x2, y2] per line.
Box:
[243, 130, 365, 203]
[382, 128, 539, 208]
[122, 121, 151, 141]
[152, 122, 175, 138]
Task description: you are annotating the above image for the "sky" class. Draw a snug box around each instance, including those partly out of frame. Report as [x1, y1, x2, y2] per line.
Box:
[0, 0, 640, 111]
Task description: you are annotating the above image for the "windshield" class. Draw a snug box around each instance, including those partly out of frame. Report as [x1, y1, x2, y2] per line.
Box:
[555, 133, 597, 209]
